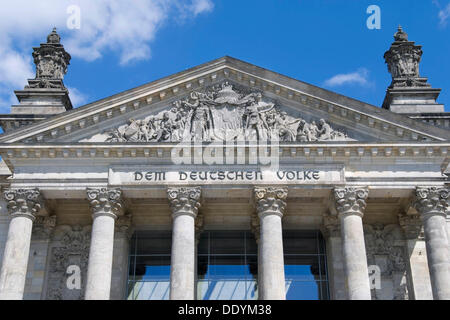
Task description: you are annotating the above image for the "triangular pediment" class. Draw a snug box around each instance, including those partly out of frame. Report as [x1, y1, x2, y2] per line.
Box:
[0, 56, 448, 144]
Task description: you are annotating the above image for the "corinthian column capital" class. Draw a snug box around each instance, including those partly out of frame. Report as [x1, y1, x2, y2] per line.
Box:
[413, 187, 449, 218]
[254, 187, 288, 218]
[333, 187, 369, 218]
[3, 188, 44, 220]
[167, 187, 201, 218]
[86, 188, 124, 219]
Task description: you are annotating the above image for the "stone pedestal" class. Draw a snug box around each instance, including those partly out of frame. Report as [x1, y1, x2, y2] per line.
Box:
[254, 187, 287, 300]
[0, 189, 43, 300]
[85, 188, 124, 300]
[414, 187, 450, 300]
[334, 187, 371, 300]
[167, 187, 201, 300]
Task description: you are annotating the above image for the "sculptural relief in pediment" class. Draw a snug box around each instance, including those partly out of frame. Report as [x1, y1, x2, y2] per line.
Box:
[86, 83, 351, 143]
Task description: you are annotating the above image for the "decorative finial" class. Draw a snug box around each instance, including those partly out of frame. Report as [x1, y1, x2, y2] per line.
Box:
[25, 27, 71, 89]
[394, 25, 408, 42]
[47, 27, 61, 44]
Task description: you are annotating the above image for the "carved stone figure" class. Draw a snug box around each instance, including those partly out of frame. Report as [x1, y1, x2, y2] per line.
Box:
[104, 83, 350, 143]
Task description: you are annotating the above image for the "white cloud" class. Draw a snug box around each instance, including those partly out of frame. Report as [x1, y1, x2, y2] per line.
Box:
[189, 0, 214, 15]
[438, 3, 450, 26]
[0, 0, 214, 112]
[67, 87, 88, 108]
[323, 68, 370, 87]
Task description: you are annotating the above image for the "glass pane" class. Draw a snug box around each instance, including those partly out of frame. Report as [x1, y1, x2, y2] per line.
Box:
[127, 280, 170, 300]
[283, 230, 318, 255]
[284, 256, 320, 282]
[134, 231, 172, 255]
[127, 231, 172, 300]
[131, 256, 171, 281]
[285, 281, 320, 300]
[197, 231, 258, 300]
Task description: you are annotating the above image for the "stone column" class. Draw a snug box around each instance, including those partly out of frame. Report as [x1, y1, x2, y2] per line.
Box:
[251, 214, 263, 299]
[334, 187, 371, 300]
[111, 214, 132, 300]
[28, 215, 57, 300]
[0, 189, 44, 300]
[399, 213, 433, 300]
[446, 213, 450, 249]
[167, 187, 201, 300]
[413, 187, 450, 300]
[85, 188, 124, 300]
[322, 214, 347, 300]
[254, 187, 288, 300]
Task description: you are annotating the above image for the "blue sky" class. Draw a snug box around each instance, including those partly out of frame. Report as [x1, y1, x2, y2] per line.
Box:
[0, 0, 449, 113]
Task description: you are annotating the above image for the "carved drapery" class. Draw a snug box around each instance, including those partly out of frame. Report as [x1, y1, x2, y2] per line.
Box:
[167, 187, 202, 218]
[102, 83, 349, 143]
[86, 188, 124, 219]
[46, 225, 91, 300]
[3, 188, 44, 219]
[333, 187, 369, 218]
[254, 187, 288, 218]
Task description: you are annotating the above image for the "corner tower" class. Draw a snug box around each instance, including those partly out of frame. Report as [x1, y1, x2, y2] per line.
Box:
[0, 28, 73, 133]
[382, 26, 444, 114]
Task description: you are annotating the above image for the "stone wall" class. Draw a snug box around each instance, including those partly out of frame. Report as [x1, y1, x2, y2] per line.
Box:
[364, 224, 409, 300]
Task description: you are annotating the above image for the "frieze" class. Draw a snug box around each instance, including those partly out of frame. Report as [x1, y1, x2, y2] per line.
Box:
[101, 83, 348, 143]
[109, 166, 345, 186]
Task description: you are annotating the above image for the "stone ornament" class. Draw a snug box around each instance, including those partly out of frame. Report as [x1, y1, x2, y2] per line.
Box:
[86, 188, 124, 218]
[254, 187, 288, 217]
[364, 223, 409, 300]
[32, 215, 57, 239]
[115, 214, 132, 238]
[167, 187, 201, 218]
[3, 188, 44, 219]
[322, 213, 340, 237]
[413, 187, 449, 218]
[333, 187, 369, 217]
[398, 213, 423, 240]
[26, 28, 71, 90]
[104, 83, 348, 143]
[384, 26, 430, 88]
[46, 225, 91, 300]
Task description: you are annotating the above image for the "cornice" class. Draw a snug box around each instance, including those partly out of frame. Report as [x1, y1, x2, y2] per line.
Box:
[0, 57, 447, 144]
[0, 142, 448, 160]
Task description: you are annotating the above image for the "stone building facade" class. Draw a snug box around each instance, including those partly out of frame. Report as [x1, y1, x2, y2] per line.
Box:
[0, 27, 448, 300]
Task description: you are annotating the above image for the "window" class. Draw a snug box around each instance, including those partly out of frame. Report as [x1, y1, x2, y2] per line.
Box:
[283, 230, 329, 300]
[197, 231, 258, 300]
[127, 231, 172, 300]
[126, 229, 329, 300]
